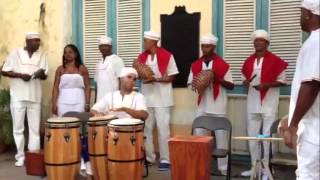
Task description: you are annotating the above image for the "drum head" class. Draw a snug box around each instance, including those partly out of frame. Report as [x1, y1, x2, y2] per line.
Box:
[108, 118, 144, 126]
[47, 117, 80, 123]
[88, 114, 117, 122]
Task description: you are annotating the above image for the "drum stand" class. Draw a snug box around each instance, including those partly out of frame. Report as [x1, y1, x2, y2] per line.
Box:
[143, 136, 149, 178]
[250, 158, 273, 180]
[233, 136, 283, 180]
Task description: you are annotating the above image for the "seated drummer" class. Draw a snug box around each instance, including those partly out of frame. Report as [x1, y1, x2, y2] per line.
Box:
[90, 67, 148, 120]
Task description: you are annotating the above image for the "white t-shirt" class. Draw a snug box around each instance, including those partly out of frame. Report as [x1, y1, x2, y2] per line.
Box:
[2, 48, 48, 103]
[187, 60, 233, 115]
[246, 57, 286, 114]
[140, 55, 179, 107]
[289, 29, 320, 145]
[91, 91, 147, 118]
[94, 54, 124, 101]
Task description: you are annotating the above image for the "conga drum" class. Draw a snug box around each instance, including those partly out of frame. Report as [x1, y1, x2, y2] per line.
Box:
[87, 115, 117, 180]
[107, 118, 145, 180]
[44, 117, 81, 180]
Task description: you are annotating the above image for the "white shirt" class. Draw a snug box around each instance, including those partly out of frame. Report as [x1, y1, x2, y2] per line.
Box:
[289, 29, 320, 145]
[140, 55, 179, 107]
[187, 60, 233, 115]
[246, 57, 286, 114]
[91, 90, 147, 118]
[2, 48, 48, 103]
[94, 54, 124, 101]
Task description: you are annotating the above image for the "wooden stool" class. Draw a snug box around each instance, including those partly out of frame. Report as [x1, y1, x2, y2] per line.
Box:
[169, 136, 213, 180]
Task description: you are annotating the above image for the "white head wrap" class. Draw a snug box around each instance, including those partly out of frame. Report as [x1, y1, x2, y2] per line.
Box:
[119, 67, 138, 78]
[252, 29, 270, 42]
[302, 0, 320, 15]
[144, 31, 160, 41]
[99, 35, 112, 45]
[200, 34, 218, 45]
[25, 32, 40, 39]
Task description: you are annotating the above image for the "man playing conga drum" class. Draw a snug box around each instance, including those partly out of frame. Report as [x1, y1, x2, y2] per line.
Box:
[283, 0, 320, 179]
[1, 32, 48, 167]
[241, 30, 288, 178]
[90, 67, 148, 120]
[188, 34, 234, 175]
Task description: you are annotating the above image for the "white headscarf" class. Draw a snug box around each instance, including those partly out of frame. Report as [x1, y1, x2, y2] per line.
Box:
[252, 29, 270, 42]
[25, 32, 40, 39]
[200, 34, 218, 45]
[99, 35, 112, 45]
[119, 67, 138, 78]
[144, 31, 160, 41]
[302, 0, 320, 15]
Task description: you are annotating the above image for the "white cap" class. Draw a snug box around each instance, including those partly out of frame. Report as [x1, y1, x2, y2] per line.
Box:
[144, 31, 160, 41]
[25, 32, 40, 39]
[302, 0, 320, 15]
[99, 35, 112, 45]
[200, 34, 218, 45]
[119, 67, 138, 78]
[252, 29, 270, 42]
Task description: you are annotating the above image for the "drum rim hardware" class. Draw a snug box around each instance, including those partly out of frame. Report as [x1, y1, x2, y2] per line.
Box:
[91, 129, 98, 140]
[111, 129, 119, 145]
[45, 131, 51, 142]
[63, 132, 71, 143]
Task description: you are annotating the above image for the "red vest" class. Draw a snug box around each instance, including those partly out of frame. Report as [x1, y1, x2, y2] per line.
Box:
[241, 51, 288, 103]
[191, 54, 229, 104]
[138, 47, 172, 76]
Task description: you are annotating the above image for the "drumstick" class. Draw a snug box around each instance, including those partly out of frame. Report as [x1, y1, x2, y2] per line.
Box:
[249, 74, 257, 82]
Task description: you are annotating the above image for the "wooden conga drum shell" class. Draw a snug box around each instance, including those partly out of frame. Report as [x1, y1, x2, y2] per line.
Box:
[44, 118, 81, 180]
[169, 136, 213, 180]
[107, 119, 144, 180]
[108, 161, 144, 180]
[87, 115, 116, 180]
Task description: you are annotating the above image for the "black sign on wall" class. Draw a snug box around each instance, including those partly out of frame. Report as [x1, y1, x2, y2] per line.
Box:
[160, 6, 200, 87]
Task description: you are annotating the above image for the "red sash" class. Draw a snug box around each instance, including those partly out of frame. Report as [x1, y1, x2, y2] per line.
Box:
[138, 47, 171, 76]
[241, 51, 288, 103]
[191, 54, 229, 104]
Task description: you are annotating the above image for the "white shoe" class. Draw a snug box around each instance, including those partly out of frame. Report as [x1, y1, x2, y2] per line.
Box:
[262, 174, 269, 180]
[220, 170, 227, 176]
[262, 169, 269, 180]
[241, 169, 252, 177]
[85, 161, 93, 175]
[15, 160, 24, 167]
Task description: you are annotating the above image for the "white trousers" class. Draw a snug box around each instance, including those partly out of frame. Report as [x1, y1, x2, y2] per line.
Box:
[296, 135, 320, 180]
[10, 101, 41, 161]
[247, 113, 276, 164]
[193, 113, 228, 171]
[144, 107, 171, 163]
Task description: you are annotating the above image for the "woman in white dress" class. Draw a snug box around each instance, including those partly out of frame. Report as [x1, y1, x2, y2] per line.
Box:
[52, 44, 90, 116]
[52, 44, 92, 178]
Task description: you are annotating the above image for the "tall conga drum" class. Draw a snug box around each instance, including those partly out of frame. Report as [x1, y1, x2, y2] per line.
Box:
[107, 118, 145, 180]
[87, 115, 117, 180]
[44, 117, 81, 180]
